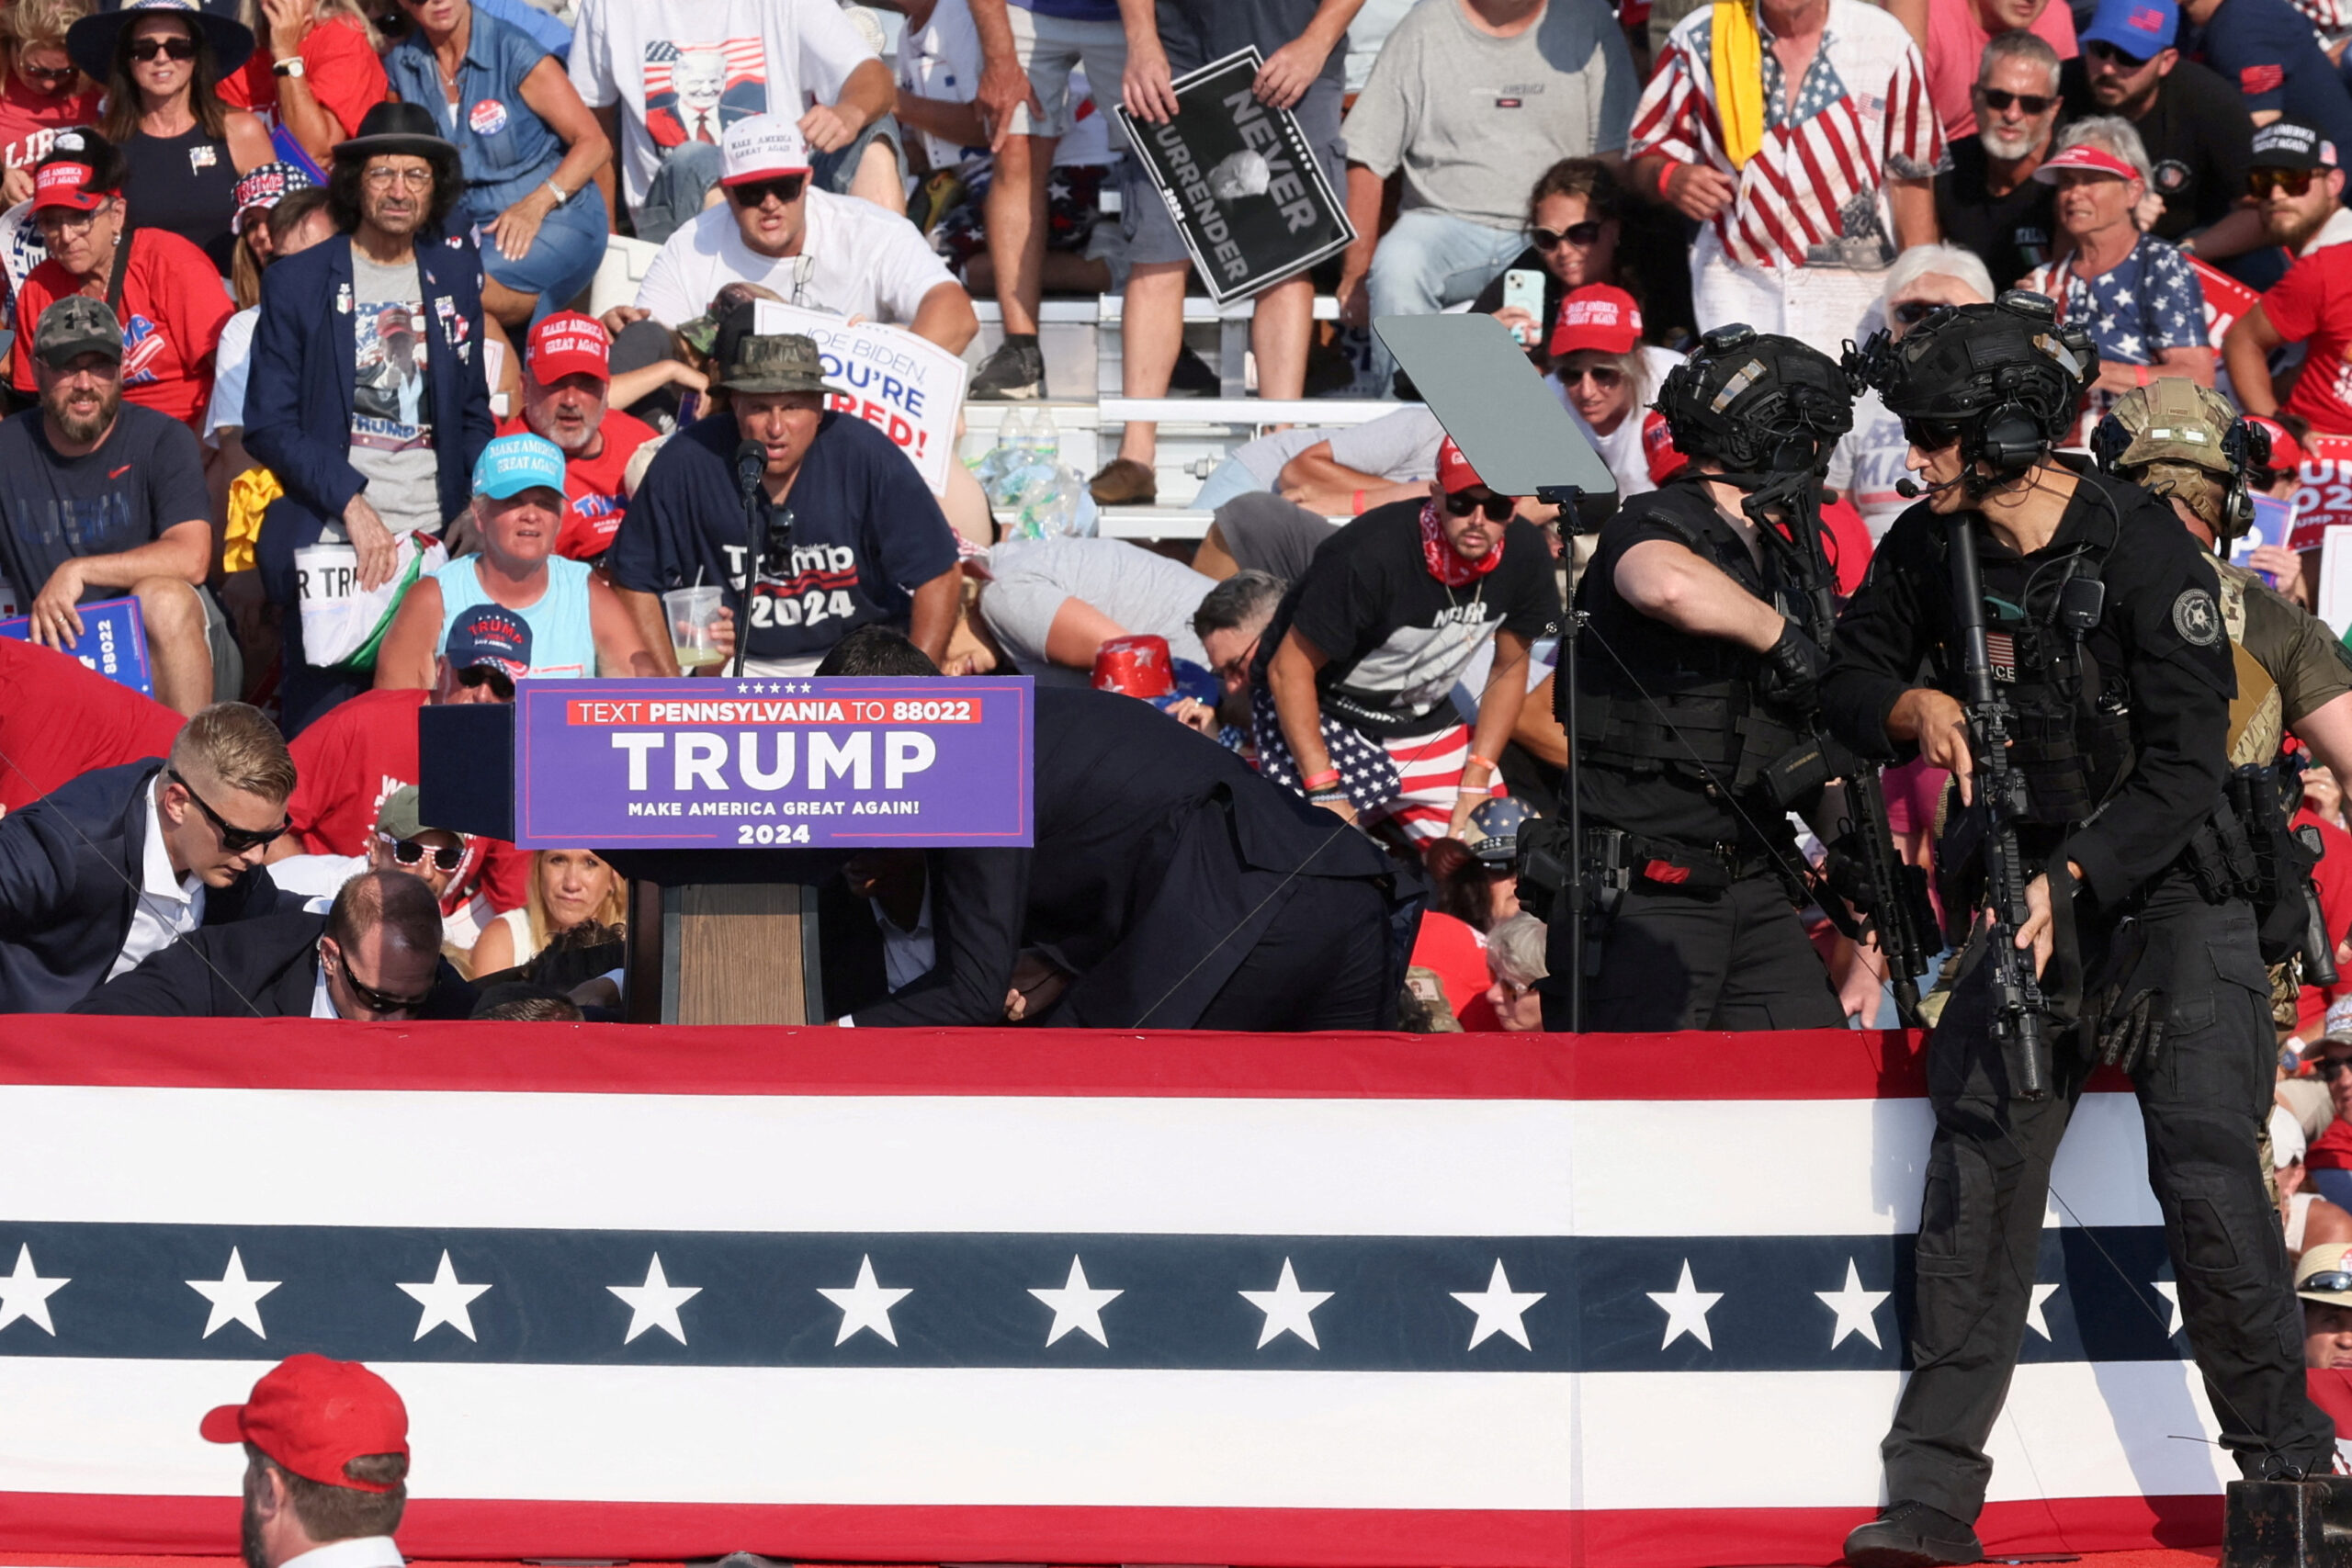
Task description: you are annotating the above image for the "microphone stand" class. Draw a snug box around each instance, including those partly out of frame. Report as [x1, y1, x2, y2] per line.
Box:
[1538, 484, 1586, 1032]
[730, 440, 767, 680]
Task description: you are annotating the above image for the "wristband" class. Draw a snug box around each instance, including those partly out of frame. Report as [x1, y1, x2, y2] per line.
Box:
[1302, 767, 1340, 791]
[1656, 158, 1679, 198]
[1351, 490, 1366, 515]
[1457, 784, 1493, 795]
[1309, 789, 1351, 806]
[2134, 365, 2149, 387]
[1467, 753, 1499, 773]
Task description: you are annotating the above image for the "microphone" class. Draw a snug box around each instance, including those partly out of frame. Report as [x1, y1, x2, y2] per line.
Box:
[734, 438, 767, 502]
[1894, 475, 1962, 498]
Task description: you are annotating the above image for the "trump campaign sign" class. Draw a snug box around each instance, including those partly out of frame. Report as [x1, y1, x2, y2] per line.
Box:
[511, 675, 1032, 850]
[754, 300, 968, 495]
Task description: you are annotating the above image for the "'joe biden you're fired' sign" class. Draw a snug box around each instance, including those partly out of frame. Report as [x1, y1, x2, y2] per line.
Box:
[510, 677, 1035, 849]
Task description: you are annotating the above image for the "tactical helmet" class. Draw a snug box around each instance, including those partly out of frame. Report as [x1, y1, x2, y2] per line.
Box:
[2091, 378, 2269, 539]
[1653, 324, 1855, 474]
[1845, 290, 2098, 480]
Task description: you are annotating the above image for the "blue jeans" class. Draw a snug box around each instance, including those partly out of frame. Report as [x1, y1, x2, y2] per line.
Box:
[479, 189, 609, 321]
[635, 140, 720, 244]
[1190, 455, 1268, 510]
[1365, 209, 1528, 390]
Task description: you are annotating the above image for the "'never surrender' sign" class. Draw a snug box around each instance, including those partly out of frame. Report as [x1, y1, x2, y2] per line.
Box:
[512, 677, 1034, 849]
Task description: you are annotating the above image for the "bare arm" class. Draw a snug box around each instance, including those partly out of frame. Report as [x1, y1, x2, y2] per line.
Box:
[908, 565, 960, 665]
[224, 110, 277, 174]
[894, 90, 989, 152]
[1118, 0, 1177, 122]
[2225, 303, 2289, 415]
[1269, 627, 1350, 819]
[910, 279, 981, 355]
[2292, 691, 2352, 786]
[967, 0, 1045, 152]
[1888, 176, 1938, 250]
[1614, 537, 1785, 649]
[25, 518, 212, 648]
[519, 56, 613, 204]
[1042, 596, 1125, 668]
[2094, 343, 2215, 393]
[1252, 0, 1365, 109]
[1452, 629, 1532, 837]
[470, 915, 517, 976]
[592, 102, 622, 225]
[1276, 441, 1423, 514]
[589, 573, 660, 675]
[1515, 671, 1568, 768]
[371, 575, 445, 691]
[1885, 0, 1929, 49]
[1336, 163, 1384, 326]
[2182, 206, 2267, 263]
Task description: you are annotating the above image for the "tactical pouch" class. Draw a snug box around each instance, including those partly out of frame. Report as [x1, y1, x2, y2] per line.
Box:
[2007, 705, 2098, 823]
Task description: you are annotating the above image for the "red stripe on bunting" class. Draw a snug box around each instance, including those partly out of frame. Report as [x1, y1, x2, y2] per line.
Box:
[0, 1016, 1955, 1100]
[0, 1491, 2224, 1566]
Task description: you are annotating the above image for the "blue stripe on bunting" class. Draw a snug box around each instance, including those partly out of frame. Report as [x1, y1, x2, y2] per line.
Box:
[0, 1224, 2197, 1371]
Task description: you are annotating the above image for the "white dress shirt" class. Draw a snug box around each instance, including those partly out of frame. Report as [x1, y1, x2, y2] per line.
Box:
[107, 776, 206, 981]
[279, 1535, 403, 1568]
[837, 886, 937, 1027]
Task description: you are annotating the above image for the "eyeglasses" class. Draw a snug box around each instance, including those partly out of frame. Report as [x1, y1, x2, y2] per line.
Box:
[1973, 86, 2056, 114]
[457, 664, 516, 698]
[33, 201, 110, 236]
[2084, 39, 2152, 69]
[363, 164, 435, 190]
[377, 830, 465, 872]
[1561, 364, 1627, 390]
[1903, 417, 1964, 451]
[126, 36, 197, 62]
[1893, 300, 1939, 326]
[18, 61, 76, 85]
[167, 767, 290, 853]
[1530, 220, 1604, 250]
[2250, 167, 2321, 198]
[1212, 632, 1261, 688]
[1444, 490, 1516, 522]
[729, 174, 808, 208]
[325, 943, 434, 1017]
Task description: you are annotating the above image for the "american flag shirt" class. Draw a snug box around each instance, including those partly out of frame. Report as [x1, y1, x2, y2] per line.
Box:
[1630, 0, 1946, 272]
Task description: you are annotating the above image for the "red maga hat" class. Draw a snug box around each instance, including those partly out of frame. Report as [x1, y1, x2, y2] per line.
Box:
[1549, 284, 1644, 356]
[1436, 436, 1490, 494]
[2031, 143, 2142, 184]
[33, 161, 104, 213]
[200, 1354, 409, 1492]
[527, 311, 611, 384]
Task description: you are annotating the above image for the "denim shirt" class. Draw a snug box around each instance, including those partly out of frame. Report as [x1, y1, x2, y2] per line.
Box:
[386, 6, 565, 225]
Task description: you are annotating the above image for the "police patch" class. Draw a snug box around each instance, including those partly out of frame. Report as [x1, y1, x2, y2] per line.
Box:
[2172, 588, 2222, 647]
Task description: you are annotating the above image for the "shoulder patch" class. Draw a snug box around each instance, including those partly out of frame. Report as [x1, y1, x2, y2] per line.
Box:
[2173, 587, 2222, 647]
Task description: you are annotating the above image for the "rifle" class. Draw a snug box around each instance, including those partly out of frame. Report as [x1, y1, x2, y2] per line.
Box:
[1744, 473, 1939, 1028]
[1946, 512, 2052, 1099]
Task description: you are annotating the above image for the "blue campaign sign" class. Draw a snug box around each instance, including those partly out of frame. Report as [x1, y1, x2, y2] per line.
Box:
[513, 676, 1035, 850]
[0, 596, 154, 696]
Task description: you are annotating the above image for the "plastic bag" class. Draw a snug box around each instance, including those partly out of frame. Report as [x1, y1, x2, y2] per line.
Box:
[295, 533, 446, 670]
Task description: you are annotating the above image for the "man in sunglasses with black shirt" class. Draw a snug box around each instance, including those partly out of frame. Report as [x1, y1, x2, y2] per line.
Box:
[0, 701, 296, 1013]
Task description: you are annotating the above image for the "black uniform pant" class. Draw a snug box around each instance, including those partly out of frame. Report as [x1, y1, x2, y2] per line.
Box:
[1883, 883, 2334, 1521]
[1579, 873, 1844, 1032]
[1194, 876, 1398, 1032]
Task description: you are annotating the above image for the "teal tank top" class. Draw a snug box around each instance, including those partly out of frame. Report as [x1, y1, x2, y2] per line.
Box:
[432, 554, 597, 678]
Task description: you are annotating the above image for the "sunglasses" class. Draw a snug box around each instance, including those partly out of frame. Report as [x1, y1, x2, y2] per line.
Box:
[2251, 167, 2321, 198]
[1974, 86, 2056, 114]
[2318, 1056, 2352, 1079]
[1893, 300, 1939, 325]
[1444, 490, 1516, 522]
[378, 830, 465, 872]
[458, 664, 516, 698]
[729, 174, 807, 208]
[1903, 417, 1964, 451]
[2303, 1269, 2352, 1293]
[1561, 364, 1626, 390]
[372, 7, 411, 36]
[1531, 220, 1604, 250]
[326, 943, 434, 1017]
[18, 62, 75, 85]
[126, 36, 198, 62]
[2084, 39, 2152, 69]
[167, 767, 290, 853]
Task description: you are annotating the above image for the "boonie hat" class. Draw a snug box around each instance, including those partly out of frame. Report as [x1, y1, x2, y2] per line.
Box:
[2031, 143, 2142, 184]
[718, 331, 844, 397]
[2251, 119, 2340, 172]
[199, 1354, 409, 1492]
[34, 296, 121, 367]
[2079, 0, 2175, 61]
[722, 113, 814, 186]
[526, 312, 611, 384]
[445, 603, 533, 682]
[474, 434, 565, 500]
[2299, 1243, 2352, 1307]
[1548, 284, 1644, 356]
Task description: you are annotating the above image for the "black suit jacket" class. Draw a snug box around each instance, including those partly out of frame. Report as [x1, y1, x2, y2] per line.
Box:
[850, 688, 1408, 1029]
[71, 909, 477, 1018]
[0, 760, 287, 1014]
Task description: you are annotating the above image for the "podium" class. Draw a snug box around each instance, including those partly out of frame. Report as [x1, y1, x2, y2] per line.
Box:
[416, 678, 1035, 1024]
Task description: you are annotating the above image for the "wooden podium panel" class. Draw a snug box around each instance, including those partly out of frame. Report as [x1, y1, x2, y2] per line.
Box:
[652, 882, 824, 1024]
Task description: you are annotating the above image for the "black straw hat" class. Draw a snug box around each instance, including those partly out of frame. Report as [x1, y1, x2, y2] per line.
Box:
[334, 101, 461, 169]
[67, 0, 254, 88]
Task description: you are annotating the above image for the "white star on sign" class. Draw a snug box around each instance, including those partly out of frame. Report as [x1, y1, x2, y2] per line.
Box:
[1239, 1258, 1334, 1349]
[1030, 1255, 1122, 1347]
[608, 1253, 700, 1344]
[188, 1247, 280, 1339]
[1816, 1258, 1892, 1348]
[2154, 1280, 2184, 1337]
[1647, 1259, 1724, 1350]
[2025, 1281, 2062, 1341]
[1451, 1258, 1545, 1350]
[0, 1244, 67, 1335]
[818, 1255, 913, 1347]
[396, 1251, 492, 1342]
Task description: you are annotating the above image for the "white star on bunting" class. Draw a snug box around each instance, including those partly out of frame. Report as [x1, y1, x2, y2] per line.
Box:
[818, 1255, 913, 1347]
[2154, 1280, 2183, 1337]
[608, 1253, 700, 1344]
[1239, 1258, 1334, 1349]
[1816, 1258, 1892, 1348]
[1030, 1255, 1123, 1347]
[2025, 1281, 2062, 1341]
[396, 1251, 492, 1342]
[1451, 1258, 1545, 1350]
[187, 1247, 280, 1339]
[0, 1244, 68, 1335]
[1647, 1259, 1724, 1350]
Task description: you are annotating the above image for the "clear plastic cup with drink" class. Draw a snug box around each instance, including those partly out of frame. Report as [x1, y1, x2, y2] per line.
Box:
[664, 584, 726, 670]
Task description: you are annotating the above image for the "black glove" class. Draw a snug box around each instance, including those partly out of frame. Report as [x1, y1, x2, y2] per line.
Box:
[2084, 916, 2168, 1074]
[1758, 619, 1826, 710]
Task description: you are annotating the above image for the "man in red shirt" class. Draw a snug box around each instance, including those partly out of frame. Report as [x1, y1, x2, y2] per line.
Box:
[493, 312, 656, 567]
[215, 4, 388, 167]
[2223, 121, 2352, 434]
[0, 636, 184, 811]
[267, 603, 530, 941]
[2300, 790, 2352, 1037]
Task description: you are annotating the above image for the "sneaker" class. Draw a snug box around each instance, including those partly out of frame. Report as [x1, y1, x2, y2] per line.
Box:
[970, 339, 1046, 400]
[1842, 1502, 1984, 1568]
[1089, 457, 1158, 505]
[1167, 344, 1220, 397]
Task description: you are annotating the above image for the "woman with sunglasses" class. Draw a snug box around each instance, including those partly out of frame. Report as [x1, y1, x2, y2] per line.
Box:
[1544, 283, 1686, 500]
[0, 0, 102, 207]
[470, 845, 625, 975]
[69, 0, 272, 275]
[381, 0, 609, 331]
[1471, 159, 1638, 368]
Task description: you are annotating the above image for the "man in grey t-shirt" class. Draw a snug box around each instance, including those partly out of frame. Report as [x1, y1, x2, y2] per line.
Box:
[974, 535, 1216, 680]
[1336, 0, 1637, 389]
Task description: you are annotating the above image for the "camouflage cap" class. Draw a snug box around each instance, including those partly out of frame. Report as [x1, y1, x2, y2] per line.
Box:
[34, 295, 121, 368]
[2098, 378, 2241, 478]
[718, 332, 845, 398]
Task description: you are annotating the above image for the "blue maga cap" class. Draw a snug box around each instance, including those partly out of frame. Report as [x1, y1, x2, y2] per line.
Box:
[2081, 0, 2176, 59]
[444, 603, 532, 680]
[473, 433, 566, 499]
